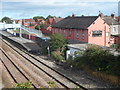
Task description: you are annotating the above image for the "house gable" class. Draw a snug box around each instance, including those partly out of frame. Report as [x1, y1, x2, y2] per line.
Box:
[87, 16, 110, 47]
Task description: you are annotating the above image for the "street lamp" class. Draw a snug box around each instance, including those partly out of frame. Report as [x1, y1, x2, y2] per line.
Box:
[47, 46, 50, 57]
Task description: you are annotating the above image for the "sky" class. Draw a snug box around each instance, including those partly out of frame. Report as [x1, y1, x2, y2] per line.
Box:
[0, 0, 120, 19]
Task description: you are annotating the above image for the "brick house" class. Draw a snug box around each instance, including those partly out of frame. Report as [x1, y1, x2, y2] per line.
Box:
[115, 17, 120, 23]
[36, 19, 45, 24]
[41, 17, 63, 35]
[101, 13, 120, 47]
[46, 17, 63, 25]
[52, 15, 111, 47]
[22, 19, 36, 27]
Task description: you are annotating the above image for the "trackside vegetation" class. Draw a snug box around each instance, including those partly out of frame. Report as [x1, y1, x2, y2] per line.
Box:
[66, 45, 120, 85]
[14, 81, 33, 88]
[50, 33, 67, 62]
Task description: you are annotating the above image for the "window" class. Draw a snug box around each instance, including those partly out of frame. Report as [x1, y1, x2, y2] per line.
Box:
[54, 29, 56, 33]
[113, 27, 116, 32]
[92, 30, 102, 37]
[64, 30, 66, 36]
[82, 30, 85, 39]
[106, 32, 109, 36]
[76, 30, 79, 38]
[69, 29, 72, 36]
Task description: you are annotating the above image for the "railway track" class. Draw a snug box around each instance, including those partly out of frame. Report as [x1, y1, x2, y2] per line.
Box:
[1, 37, 88, 89]
[0, 48, 37, 89]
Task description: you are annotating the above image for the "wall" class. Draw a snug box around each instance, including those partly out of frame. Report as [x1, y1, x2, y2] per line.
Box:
[52, 28, 88, 43]
[88, 17, 111, 47]
[41, 29, 52, 35]
[110, 25, 120, 35]
[73, 29, 88, 43]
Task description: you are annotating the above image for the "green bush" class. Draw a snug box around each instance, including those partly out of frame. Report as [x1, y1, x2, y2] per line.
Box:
[14, 81, 33, 88]
[47, 81, 57, 88]
[80, 47, 114, 71]
[65, 55, 73, 67]
[108, 55, 120, 76]
[71, 46, 120, 77]
[50, 33, 67, 51]
[51, 52, 64, 61]
[41, 47, 48, 55]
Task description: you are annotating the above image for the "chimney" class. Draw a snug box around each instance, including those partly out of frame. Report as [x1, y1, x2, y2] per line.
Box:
[99, 12, 104, 19]
[72, 13, 75, 17]
[111, 13, 115, 19]
[53, 16, 56, 19]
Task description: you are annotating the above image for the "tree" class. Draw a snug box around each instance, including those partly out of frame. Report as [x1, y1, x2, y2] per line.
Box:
[35, 25, 40, 30]
[40, 23, 48, 29]
[49, 33, 67, 52]
[46, 15, 55, 19]
[29, 23, 34, 26]
[1, 16, 13, 24]
[33, 16, 45, 22]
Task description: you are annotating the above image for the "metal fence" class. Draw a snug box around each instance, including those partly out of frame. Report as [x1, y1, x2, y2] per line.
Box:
[21, 25, 42, 37]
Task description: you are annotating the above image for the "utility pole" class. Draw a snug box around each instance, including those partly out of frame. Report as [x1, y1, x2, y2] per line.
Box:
[19, 27, 22, 38]
[19, 19, 22, 38]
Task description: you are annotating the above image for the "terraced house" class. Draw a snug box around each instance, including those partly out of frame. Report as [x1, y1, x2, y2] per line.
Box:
[102, 13, 120, 47]
[52, 15, 111, 47]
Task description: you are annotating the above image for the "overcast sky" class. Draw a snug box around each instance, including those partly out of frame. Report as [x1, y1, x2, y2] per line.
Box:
[0, 0, 119, 19]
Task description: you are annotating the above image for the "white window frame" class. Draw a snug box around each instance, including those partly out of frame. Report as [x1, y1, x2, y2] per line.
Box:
[113, 27, 116, 32]
[106, 32, 109, 36]
[76, 30, 79, 38]
[69, 29, 72, 36]
[64, 30, 66, 36]
[82, 30, 85, 39]
[92, 30, 102, 37]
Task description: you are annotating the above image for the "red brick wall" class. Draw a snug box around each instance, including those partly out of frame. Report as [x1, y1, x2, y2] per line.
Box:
[41, 29, 52, 35]
[52, 28, 88, 43]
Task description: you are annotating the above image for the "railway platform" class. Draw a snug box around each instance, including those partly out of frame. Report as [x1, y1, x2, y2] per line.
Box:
[0, 30, 41, 52]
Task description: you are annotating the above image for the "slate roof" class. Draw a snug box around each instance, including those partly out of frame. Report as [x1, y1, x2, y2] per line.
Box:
[54, 18, 63, 23]
[52, 16, 99, 29]
[115, 17, 120, 22]
[103, 17, 119, 25]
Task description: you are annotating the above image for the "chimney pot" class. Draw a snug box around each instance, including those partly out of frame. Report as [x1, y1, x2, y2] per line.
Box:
[72, 14, 75, 17]
[99, 13, 104, 19]
[111, 13, 115, 19]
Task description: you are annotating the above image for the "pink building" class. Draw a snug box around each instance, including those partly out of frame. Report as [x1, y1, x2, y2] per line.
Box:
[52, 15, 111, 47]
